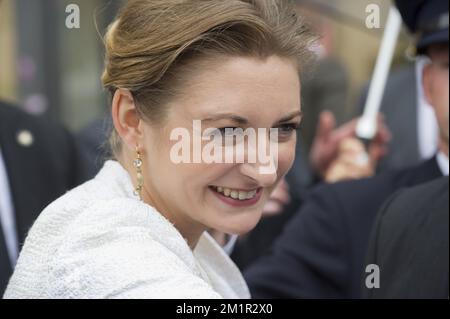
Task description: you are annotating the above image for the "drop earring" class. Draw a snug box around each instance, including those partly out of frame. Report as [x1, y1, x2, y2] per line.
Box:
[133, 146, 144, 199]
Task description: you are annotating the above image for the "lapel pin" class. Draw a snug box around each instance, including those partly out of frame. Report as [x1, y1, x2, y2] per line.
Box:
[17, 130, 34, 147]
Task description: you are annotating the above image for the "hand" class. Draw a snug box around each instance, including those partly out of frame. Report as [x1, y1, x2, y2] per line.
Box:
[325, 137, 375, 183]
[310, 111, 391, 178]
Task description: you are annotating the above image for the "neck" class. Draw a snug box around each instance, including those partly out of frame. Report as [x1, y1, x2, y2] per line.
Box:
[142, 186, 205, 250]
[119, 157, 205, 250]
[118, 154, 204, 250]
[141, 182, 205, 250]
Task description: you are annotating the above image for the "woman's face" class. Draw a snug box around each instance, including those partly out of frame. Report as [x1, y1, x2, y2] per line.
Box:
[140, 55, 301, 243]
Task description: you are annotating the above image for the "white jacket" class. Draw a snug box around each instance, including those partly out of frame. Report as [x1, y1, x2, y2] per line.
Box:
[4, 161, 250, 299]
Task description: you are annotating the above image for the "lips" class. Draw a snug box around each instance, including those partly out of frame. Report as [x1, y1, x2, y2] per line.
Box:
[211, 186, 258, 200]
[209, 185, 263, 207]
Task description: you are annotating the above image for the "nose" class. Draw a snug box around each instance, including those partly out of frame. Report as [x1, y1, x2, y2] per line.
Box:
[238, 162, 278, 188]
[236, 130, 280, 187]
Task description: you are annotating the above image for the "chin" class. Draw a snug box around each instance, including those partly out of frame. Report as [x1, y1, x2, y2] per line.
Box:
[216, 212, 263, 236]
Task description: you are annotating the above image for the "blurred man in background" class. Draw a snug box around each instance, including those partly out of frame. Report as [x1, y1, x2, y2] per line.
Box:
[358, 58, 440, 172]
[364, 0, 449, 297]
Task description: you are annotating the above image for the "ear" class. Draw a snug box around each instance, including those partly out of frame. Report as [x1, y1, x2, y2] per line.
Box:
[111, 89, 143, 151]
[422, 62, 435, 107]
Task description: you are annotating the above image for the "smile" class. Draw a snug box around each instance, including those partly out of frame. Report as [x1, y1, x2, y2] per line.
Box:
[209, 185, 263, 207]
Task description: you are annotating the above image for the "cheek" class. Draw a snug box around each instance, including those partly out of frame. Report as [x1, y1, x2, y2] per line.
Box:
[430, 71, 449, 106]
[433, 77, 449, 120]
[442, 78, 449, 108]
[436, 73, 449, 99]
[276, 140, 297, 177]
[185, 163, 235, 197]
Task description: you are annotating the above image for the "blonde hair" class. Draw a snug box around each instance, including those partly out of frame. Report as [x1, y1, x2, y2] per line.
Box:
[102, 0, 316, 157]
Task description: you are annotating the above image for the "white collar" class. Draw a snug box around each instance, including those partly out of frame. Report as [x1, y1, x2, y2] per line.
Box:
[436, 151, 449, 176]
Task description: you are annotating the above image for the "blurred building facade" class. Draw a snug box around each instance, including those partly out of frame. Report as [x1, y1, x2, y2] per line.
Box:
[1, 0, 412, 133]
[0, 0, 122, 131]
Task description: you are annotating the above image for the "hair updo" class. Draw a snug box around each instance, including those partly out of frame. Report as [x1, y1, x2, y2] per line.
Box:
[102, 0, 316, 157]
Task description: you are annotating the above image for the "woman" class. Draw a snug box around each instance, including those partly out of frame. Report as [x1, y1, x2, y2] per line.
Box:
[4, 0, 315, 298]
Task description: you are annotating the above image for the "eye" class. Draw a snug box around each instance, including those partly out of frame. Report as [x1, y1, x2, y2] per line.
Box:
[205, 127, 237, 138]
[277, 123, 300, 135]
[271, 123, 300, 143]
[207, 127, 242, 146]
[217, 127, 240, 136]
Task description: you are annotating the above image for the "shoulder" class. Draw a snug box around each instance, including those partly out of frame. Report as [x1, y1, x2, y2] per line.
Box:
[367, 177, 448, 266]
[302, 171, 399, 215]
[40, 191, 220, 298]
[375, 177, 449, 233]
[285, 172, 408, 243]
[47, 224, 200, 298]
[392, 175, 448, 205]
[0, 101, 93, 184]
[0, 101, 73, 147]
[309, 160, 436, 211]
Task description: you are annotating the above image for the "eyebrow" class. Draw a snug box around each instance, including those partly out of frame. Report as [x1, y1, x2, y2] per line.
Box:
[202, 113, 249, 125]
[202, 110, 303, 125]
[277, 110, 303, 123]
